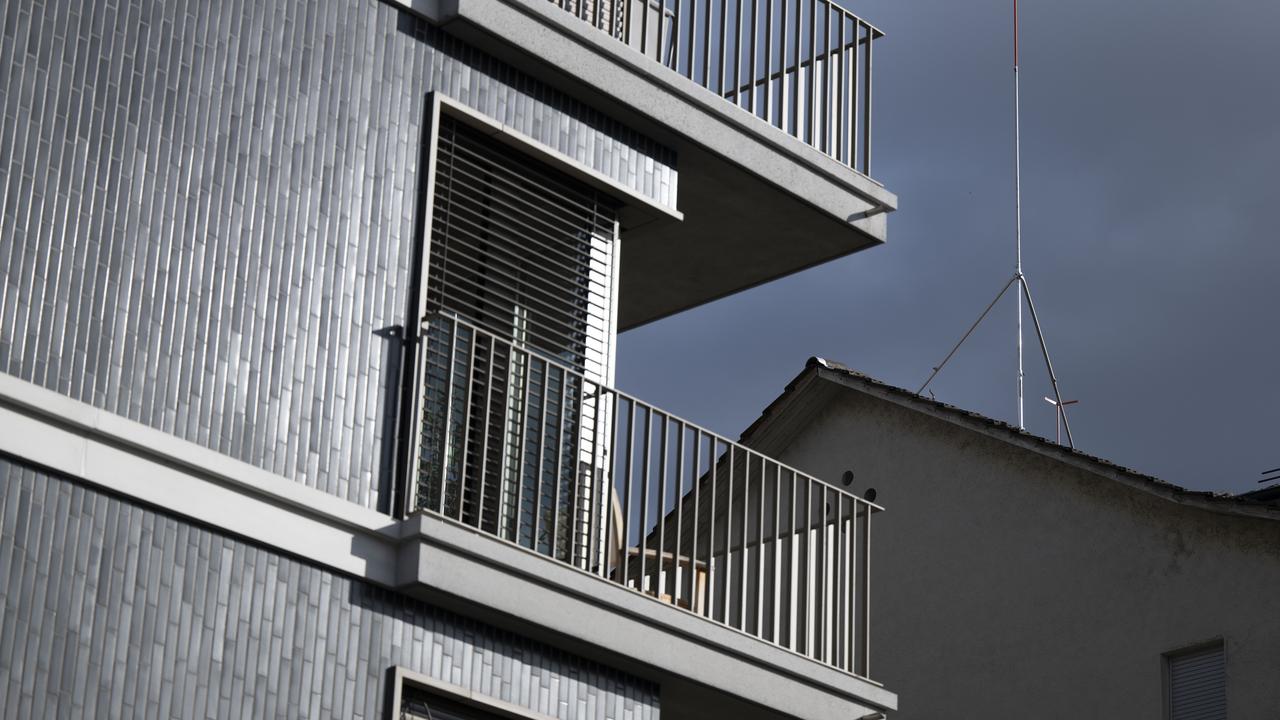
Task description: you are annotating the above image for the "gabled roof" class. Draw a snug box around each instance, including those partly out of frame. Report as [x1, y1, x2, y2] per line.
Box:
[739, 357, 1280, 522]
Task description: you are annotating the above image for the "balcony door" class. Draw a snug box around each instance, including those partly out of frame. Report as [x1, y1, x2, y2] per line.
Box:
[411, 111, 620, 567]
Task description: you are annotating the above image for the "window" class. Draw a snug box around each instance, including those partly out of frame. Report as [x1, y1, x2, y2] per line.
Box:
[391, 668, 554, 720]
[1166, 640, 1226, 720]
[400, 688, 501, 720]
[410, 106, 620, 568]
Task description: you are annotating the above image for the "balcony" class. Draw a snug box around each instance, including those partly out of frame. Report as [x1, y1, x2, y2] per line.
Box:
[561, 0, 882, 177]
[398, 0, 897, 330]
[403, 312, 882, 681]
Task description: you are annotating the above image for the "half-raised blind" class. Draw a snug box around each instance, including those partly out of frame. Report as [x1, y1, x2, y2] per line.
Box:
[426, 116, 618, 380]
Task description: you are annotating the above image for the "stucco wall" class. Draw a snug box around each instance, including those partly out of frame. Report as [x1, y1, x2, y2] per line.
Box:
[771, 385, 1280, 718]
[0, 455, 660, 719]
[0, 0, 675, 512]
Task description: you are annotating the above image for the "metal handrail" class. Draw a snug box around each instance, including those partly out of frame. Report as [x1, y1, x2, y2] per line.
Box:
[409, 311, 880, 678]
[548, 0, 881, 177]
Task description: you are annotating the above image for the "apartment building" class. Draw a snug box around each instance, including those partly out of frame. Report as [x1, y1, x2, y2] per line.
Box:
[0, 0, 897, 717]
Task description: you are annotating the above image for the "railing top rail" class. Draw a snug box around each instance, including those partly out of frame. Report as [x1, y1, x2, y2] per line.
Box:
[428, 310, 885, 512]
[826, 2, 884, 37]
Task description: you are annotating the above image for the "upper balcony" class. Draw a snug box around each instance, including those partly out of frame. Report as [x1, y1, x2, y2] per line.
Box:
[388, 0, 898, 329]
[393, 313, 893, 719]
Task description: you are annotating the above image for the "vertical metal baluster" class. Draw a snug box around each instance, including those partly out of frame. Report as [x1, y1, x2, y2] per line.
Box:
[582, 383, 599, 569]
[625, 0, 633, 46]
[862, 503, 872, 676]
[705, 436, 716, 619]
[779, 0, 789, 134]
[754, 455, 766, 638]
[674, 0, 683, 70]
[848, 497, 858, 673]
[791, 0, 802, 138]
[822, 3, 832, 155]
[771, 463, 782, 644]
[820, 486, 831, 662]
[658, 0, 667, 66]
[457, 326, 477, 523]
[749, 0, 759, 116]
[531, 360, 550, 552]
[788, 470, 798, 650]
[696, 427, 706, 614]
[438, 318, 459, 514]
[598, 389, 617, 576]
[737, 448, 749, 630]
[814, 480, 825, 661]
[512, 348, 531, 544]
[672, 422, 684, 604]
[691, 431, 703, 615]
[851, 20, 860, 169]
[656, 414, 670, 599]
[641, 0, 650, 57]
[803, 475, 813, 656]
[862, 24, 873, 174]
[638, 406, 653, 592]
[620, 401, 636, 586]
[687, 0, 697, 79]
[839, 491, 849, 666]
[830, 492, 841, 667]
[718, 0, 728, 95]
[763, 0, 773, 124]
[733, 0, 743, 106]
[550, 370, 568, 560]
[721, 442, 733, 625]
[701, 0, 711, 87]
[476, 340, 496, 531]
[836, 13, 846, 163]
[807, 0, 817, 144]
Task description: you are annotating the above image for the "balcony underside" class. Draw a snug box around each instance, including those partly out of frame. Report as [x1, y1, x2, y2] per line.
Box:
[397, 514, 897, 720]
[386, 0, 896, 329]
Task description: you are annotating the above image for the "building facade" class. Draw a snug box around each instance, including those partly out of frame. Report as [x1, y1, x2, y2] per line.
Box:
[742, 358, 1280, 719]
[0, 0, 896, 718]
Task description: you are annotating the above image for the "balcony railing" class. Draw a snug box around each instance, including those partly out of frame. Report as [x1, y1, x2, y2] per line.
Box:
[407, 312, 882, 678]
[556, 0, 881, 177]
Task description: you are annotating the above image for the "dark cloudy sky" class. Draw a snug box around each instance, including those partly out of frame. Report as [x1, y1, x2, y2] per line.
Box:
[616, 0, 1280, 495]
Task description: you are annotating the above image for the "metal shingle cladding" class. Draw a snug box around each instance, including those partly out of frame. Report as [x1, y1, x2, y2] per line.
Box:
[0, 456, 661, 719]
[0, 0, 676, 511]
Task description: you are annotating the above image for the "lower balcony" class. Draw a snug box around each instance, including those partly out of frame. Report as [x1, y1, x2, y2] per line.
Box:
[394, 312, 892, 718]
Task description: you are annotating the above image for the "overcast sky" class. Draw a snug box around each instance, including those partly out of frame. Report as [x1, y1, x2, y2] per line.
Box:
[616, 0, 1280, 495]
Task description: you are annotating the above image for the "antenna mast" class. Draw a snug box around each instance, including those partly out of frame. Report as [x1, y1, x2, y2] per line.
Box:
[917, 0, 1077, 448]
[1014, 0, 1024, 428]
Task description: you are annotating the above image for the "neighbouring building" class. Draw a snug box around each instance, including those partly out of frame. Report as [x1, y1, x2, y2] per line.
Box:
[0, 0, 898, 718]
[740, 357, 1280, 719]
